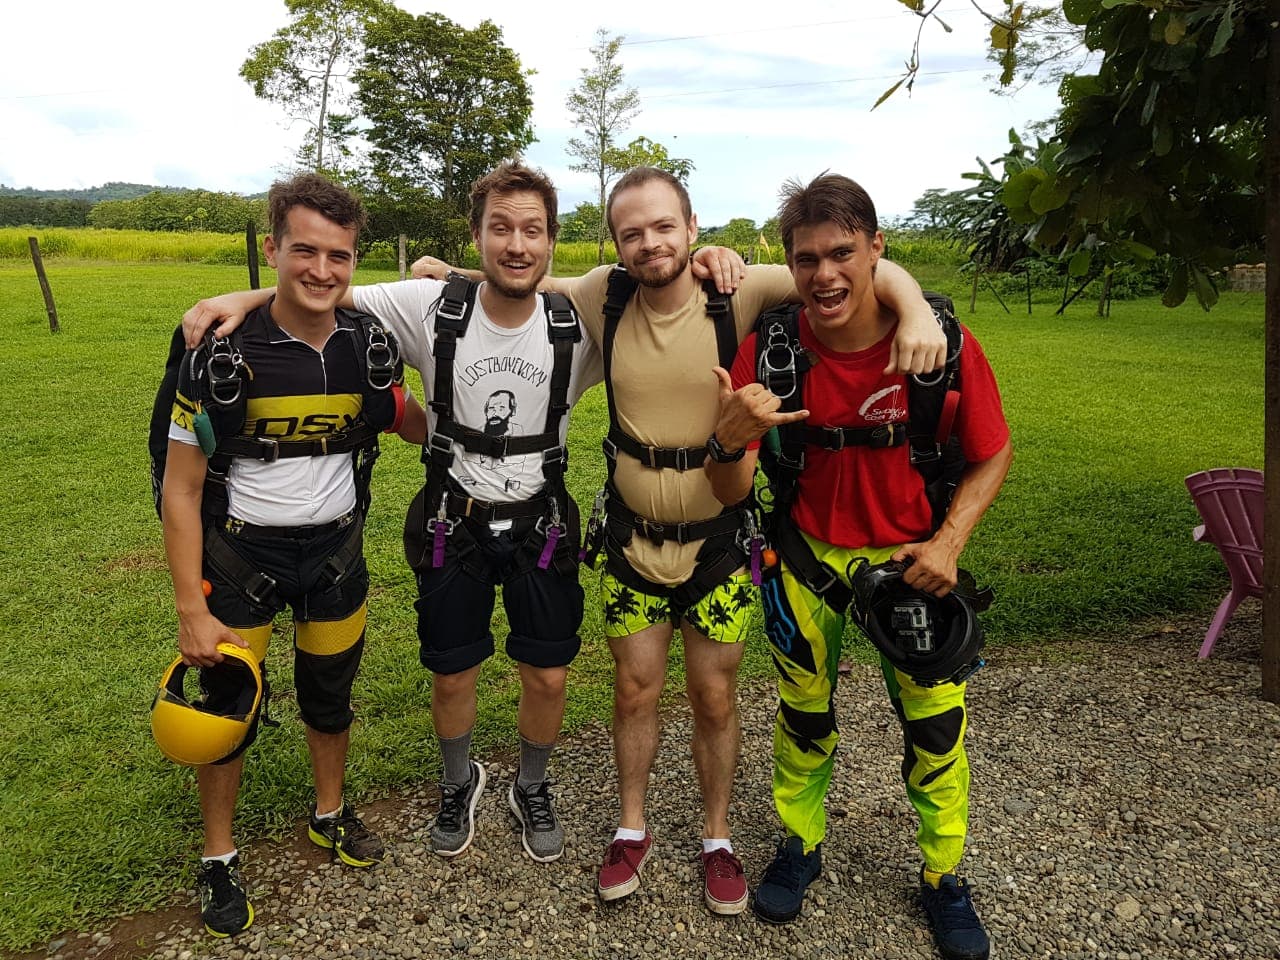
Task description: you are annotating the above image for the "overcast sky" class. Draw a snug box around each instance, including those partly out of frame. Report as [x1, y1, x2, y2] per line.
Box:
[2, 1, 1065, 225]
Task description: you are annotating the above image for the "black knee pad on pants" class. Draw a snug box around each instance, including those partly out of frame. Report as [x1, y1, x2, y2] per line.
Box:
[294, 636, 365, 733]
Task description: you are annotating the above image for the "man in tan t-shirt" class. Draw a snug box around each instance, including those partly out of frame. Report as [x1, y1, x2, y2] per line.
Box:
[415, 167, 946, 916]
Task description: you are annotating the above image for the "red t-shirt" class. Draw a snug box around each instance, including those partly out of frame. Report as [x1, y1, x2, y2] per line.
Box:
[731, 312, 1010, 548]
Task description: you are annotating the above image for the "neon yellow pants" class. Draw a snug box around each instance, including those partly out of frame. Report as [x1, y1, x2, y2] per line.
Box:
[761, 534, 970, 873]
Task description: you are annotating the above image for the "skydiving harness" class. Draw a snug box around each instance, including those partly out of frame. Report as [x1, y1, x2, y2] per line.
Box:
[754, 291, 967, 610]
[579, 265, 762, 603]
[150, 305, 405, 612]
[414, 273, 581, 573]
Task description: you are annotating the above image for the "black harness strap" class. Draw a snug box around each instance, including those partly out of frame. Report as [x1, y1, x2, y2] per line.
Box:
[600, 268, 738, 474]
[796, 422, 909, 452]
[419, 279, 581, 567]
[216, 421, 383, 461]
[594, 265, 748, 605]
[443, 490, 550, 524]
[606, 498, 746, 548]
[754, 294, 967, 559]
[772, 514, 853, 612]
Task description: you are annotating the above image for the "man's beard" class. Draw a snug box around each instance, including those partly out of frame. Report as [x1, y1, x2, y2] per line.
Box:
[484, 416, 510, 436]
[485, 260, 549, 300]
[627, 246, 690, 288]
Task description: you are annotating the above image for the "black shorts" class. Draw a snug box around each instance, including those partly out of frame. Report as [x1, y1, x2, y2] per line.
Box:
[413, 515, 584, 675]
[203, 516, 369, 745]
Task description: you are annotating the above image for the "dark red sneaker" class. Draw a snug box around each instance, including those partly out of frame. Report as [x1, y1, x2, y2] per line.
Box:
[597, 831, 653, 901]
[702, 847, 748, 915]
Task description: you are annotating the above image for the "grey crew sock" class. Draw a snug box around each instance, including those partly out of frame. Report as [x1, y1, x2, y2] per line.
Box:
[516, 736, 554, 788]
[439, 730, 473, 786]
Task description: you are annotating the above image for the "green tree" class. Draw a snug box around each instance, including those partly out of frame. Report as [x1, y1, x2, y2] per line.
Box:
[558, 201, 603, 243]
[357, 171, 472, 265]
[240, 0, 389, 174]
[355, 9, 534, 220]
[603, 136, 695, 185]
[894, 0, 1277, 699]
[566, 29, 641, 265]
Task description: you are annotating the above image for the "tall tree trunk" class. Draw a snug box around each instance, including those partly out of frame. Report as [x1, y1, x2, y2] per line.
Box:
[1262, 12, 1279, 702]
[1096, 270, 1113, 318]
[316, 38, 340, 172]
[596, 171, 606, 266]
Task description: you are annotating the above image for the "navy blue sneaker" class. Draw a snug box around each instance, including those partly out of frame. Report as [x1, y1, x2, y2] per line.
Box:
[751, 836, 821, 924]
[919, 870, 990, 960]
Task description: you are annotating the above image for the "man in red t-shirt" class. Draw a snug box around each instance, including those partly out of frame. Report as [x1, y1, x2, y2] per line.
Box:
[705, 174, 1011, 960]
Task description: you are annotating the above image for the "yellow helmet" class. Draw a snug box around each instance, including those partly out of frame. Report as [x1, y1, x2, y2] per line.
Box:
[151, 643, 263, 766]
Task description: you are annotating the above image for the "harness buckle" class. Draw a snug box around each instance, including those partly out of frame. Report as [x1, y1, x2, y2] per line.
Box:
[244, 570, 278, 607]
[909, 444, 942, 465]
[364, 324, 399, 391]
[429, 432, 455, 461]
[823, 426, 846, 452]
[644, 520, 666, 546]
[757, 321, 798, 400]
[542, 446, 568, 471]
[547, 305, 577, 332]
[602, 436, 619, 461]
[252, 437, 281, 463]
[808, 563, 839, 597]
[435, 294, 468, 331]
[675, 446, 694, 471]
[206, 337, 245, 407]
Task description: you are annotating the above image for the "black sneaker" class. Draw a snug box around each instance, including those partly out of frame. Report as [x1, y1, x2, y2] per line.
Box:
[196, 855, 253, 938]
[308, 802, 384, 867]
[431, 759, 487, 857]
[919, 870, 990, 960]
[751, 836, 822, 924]
[508, 779, 565, 862]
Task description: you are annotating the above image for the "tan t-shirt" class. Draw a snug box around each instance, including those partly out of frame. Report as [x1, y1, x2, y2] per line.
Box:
[562, 264, 796, 585]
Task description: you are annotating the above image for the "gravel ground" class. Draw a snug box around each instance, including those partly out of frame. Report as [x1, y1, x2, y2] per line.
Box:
[37, 606, 1280, 960]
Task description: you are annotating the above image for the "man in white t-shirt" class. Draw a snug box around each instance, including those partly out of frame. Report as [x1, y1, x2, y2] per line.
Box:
[182, 163, 614, 864]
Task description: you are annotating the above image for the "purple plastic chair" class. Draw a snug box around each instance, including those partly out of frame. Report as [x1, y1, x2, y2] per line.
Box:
[1185, 468, 1264, 658]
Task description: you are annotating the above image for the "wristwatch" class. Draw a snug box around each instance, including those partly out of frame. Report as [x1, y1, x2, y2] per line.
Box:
[706, 433, 746, 463]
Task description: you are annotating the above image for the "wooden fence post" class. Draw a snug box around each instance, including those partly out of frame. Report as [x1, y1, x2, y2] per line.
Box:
[246, 222, 260, 290]
[28, 237, 59, 333]
[398, 234, 407, 280]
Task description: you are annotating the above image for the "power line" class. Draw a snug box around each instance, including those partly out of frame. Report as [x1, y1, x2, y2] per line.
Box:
[641, 66, 991, 102]
[617, 7, 972, 48]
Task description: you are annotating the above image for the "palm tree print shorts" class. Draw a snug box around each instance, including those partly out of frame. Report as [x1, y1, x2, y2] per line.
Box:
[598, 568, 756, 643]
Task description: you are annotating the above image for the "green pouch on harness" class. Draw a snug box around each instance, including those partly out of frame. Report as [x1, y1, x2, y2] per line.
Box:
[192, 405, 217, 456]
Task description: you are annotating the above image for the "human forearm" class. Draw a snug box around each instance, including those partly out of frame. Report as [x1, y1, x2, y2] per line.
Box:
[160, 449, 210, 618]
[706, 450, 758, 507]
[396, 392, 428, 445]
[182, 287, 275, 347]
[874, 260, 946, 375]
[931, 439, 1013, 557]
[893, 439, 1012, 595]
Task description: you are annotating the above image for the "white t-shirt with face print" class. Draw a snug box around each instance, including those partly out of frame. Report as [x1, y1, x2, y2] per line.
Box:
[352, 278, 603, 502]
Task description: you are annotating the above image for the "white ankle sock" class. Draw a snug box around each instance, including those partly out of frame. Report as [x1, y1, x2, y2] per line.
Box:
[201, 849, 238, 865]
[614, 826, 647, 842]
[702, 838, 733, 854]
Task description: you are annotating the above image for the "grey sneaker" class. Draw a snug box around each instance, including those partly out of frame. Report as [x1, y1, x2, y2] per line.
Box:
[431, 759, 487, 857]
[508, 779, 565, 862]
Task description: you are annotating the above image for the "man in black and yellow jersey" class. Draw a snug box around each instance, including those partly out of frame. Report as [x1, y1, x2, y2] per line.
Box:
[161, 174, 425, 938]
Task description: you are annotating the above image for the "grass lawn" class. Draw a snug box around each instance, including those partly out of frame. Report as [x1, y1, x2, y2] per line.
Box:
[0, 257, 1264, 950]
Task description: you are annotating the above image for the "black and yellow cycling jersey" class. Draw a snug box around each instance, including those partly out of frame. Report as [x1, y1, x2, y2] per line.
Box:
[173, 304, 368, 446]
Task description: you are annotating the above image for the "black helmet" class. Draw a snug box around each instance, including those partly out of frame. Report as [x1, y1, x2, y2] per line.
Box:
[850, 560, 992, 687]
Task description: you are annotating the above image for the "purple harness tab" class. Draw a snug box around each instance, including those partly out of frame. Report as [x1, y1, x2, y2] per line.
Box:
[431, 522, 448, 568]
[538, 525, 563, 570]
